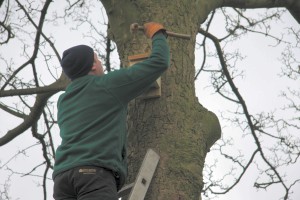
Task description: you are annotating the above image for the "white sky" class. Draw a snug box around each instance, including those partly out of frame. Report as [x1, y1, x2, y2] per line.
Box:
[195, 9, 300, 200]
[0, 1, 299, 200]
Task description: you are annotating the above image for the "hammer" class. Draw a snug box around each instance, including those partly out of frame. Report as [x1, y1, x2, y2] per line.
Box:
[130, 23, 191, 40]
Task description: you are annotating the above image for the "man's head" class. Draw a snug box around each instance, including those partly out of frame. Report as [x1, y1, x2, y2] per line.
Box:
[61, 45, 104, 80]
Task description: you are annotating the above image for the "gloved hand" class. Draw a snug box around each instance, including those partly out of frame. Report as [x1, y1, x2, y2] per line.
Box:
[143, 22, 166, 39]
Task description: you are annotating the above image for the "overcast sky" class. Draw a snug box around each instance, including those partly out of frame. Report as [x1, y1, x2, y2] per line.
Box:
[196, 9, 300, 200]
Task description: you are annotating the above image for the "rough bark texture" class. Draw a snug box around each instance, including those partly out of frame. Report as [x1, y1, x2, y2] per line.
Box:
[101, 0, 221, 199]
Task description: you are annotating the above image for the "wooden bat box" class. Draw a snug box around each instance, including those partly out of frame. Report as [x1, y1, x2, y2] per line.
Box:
[128, 53, 161, 99]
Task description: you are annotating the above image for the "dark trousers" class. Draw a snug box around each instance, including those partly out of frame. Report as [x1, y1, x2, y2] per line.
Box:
[53, 166, 118, 200]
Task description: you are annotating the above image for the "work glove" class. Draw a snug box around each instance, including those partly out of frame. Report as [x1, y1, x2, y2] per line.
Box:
[143, 22, 166, 39]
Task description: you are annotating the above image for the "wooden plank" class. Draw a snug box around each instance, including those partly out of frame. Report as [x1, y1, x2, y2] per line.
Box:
[136, 78, 161, 100]
[128, 53, 150, 63]
[128, 149, 160, 200]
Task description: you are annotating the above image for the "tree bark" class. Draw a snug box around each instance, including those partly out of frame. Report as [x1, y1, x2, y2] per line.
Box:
[101, 0, 221, 199]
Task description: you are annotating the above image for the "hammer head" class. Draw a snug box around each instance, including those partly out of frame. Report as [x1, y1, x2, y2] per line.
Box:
[130, 23, 140, 33]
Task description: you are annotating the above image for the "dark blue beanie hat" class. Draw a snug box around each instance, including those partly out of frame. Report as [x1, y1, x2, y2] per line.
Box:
[61, 45, 94, 80]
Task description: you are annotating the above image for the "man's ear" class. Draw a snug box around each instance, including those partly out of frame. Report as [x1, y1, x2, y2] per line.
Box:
[90, 64, 96, 72]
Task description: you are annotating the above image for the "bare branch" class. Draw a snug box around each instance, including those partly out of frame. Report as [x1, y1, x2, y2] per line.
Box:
[199, 27, 294, 199]
[0, 91, 54, 146]
[220, 0, 294, 9]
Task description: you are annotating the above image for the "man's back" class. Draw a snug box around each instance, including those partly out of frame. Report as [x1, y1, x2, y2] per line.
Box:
[53, 32, 170, 190]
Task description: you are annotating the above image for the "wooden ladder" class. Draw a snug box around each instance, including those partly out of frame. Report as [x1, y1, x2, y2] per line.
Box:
[118, 149, 160, 200]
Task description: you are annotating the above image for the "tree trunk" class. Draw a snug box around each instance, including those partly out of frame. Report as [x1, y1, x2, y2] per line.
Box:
[100, 0, 221, 199]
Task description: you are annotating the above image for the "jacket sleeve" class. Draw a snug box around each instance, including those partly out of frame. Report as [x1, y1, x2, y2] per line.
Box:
[102, 32, 170, 104]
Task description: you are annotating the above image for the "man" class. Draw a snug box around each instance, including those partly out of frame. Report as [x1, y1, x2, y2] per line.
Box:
[53, 22, 170, 200]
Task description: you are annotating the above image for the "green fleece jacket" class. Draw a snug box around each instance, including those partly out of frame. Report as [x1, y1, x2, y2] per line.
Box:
[53, 33, 170, 190]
